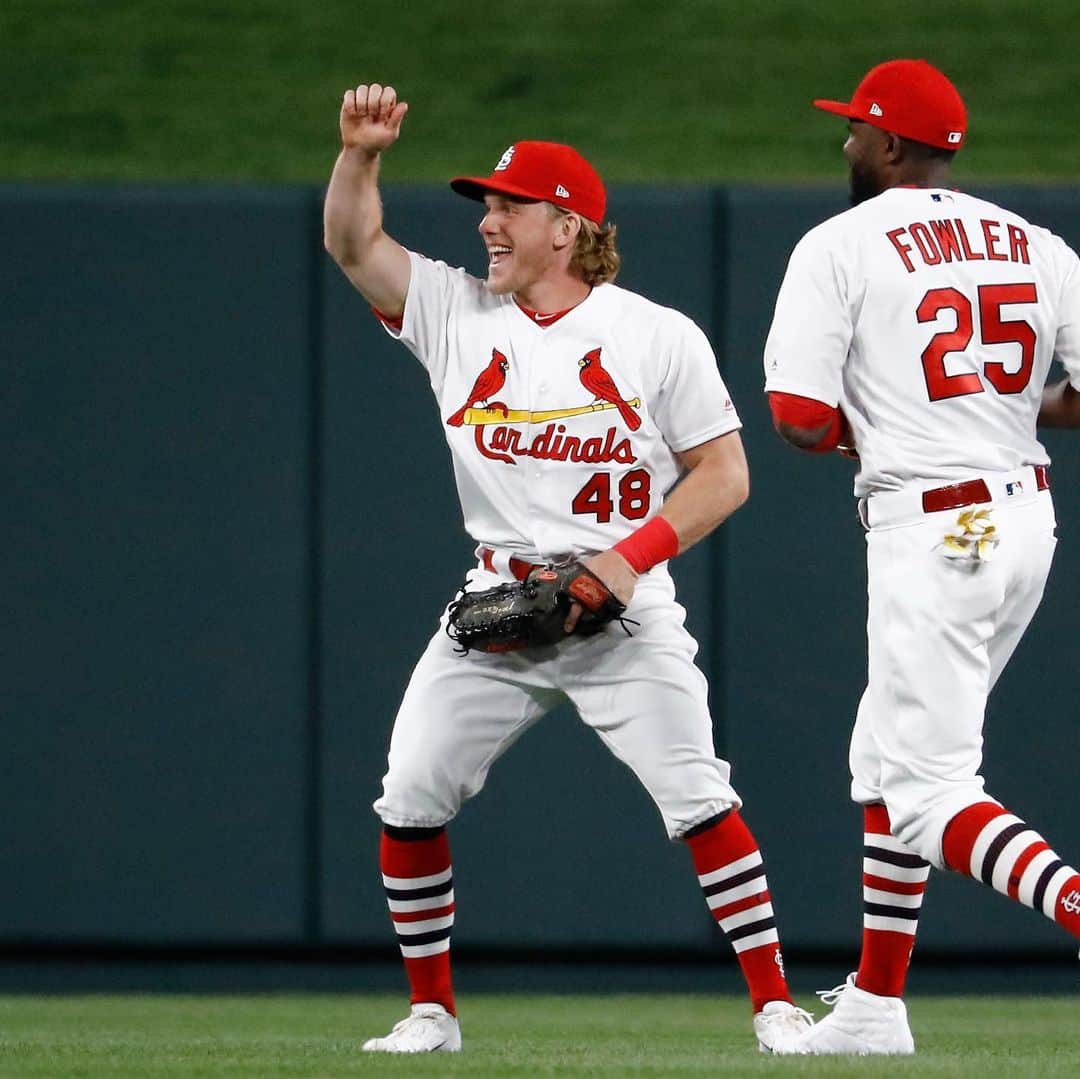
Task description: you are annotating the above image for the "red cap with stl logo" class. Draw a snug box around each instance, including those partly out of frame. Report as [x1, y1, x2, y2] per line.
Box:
[451, 141, 607, 223]
[813, 59, 967, 151]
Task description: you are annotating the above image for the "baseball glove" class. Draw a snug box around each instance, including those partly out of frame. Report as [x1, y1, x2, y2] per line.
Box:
[446, 561, 628, 654]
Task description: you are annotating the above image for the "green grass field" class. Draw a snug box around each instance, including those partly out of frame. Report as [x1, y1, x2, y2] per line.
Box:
[0, 993, 1077, 1077]
[5, 0, 1080, 183]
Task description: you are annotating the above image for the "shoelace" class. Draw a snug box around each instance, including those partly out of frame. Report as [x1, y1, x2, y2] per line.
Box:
[777, 1005, 815, 1025]
[816, 982, 850, 1007]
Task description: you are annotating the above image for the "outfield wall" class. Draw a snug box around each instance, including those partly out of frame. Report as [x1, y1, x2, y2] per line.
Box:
[4, 183, 1080, 960]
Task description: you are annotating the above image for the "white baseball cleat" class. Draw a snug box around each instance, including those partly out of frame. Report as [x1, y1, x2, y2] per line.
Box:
[752, 999, 814, 1053]
[789, 973, 914, 1055]
[362, 1002, 462, 1053]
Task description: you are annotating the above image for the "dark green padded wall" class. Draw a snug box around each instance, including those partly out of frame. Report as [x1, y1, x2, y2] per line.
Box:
[2, 182, 1078, 959]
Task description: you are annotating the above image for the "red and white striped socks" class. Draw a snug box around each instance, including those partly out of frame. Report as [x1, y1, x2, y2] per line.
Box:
[942, 801, 1080, 938]
[380, 826, 456, 1014]
[856, 804, 930, 997]
[685, 811, 792, 1013]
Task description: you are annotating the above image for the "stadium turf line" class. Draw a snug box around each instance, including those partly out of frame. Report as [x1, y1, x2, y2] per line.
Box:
[0, 993, 1078, 1076]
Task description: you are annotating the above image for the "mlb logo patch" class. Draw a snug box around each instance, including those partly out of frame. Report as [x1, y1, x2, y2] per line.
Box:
[1006, 481, 1024, 496]
[947, 131, 963, 144]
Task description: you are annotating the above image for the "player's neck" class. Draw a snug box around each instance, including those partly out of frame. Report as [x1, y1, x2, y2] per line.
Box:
[513, 274, 591, 317]
[888, 162, 953, 192]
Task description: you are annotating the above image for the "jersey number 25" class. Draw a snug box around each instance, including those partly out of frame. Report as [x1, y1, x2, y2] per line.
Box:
[918, 283, 1038, 401]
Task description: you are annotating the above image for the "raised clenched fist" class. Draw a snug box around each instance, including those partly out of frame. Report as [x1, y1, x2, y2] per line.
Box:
[339, 82, 409, 155]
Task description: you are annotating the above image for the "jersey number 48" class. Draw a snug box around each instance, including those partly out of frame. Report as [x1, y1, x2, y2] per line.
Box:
[571, 469, 651, 523]
[918, 283, 1038, 401]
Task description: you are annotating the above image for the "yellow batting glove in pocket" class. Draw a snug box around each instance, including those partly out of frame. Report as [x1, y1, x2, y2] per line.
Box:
[941, 508, 999, 562]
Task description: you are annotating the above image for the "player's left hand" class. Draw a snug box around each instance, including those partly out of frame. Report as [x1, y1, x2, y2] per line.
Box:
[565, 549, 637, 632]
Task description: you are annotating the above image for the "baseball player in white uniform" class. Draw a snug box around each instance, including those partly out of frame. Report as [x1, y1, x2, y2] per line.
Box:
[323, 82, 812, 1054]
[764, 58, 1080, 1054]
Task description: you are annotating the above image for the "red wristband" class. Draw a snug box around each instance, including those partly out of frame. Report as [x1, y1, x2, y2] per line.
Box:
[613, 516, 680, 574]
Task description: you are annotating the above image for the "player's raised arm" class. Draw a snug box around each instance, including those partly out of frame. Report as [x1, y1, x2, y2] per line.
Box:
[323, 82, 412, 319]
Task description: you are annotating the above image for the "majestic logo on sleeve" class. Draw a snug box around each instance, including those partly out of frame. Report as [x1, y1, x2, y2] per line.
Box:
[446, 346, 641, 466]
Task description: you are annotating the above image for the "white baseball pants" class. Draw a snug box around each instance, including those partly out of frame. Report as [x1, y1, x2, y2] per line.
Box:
[850, 467, 1057, 867]
[374, 567, 740, 839]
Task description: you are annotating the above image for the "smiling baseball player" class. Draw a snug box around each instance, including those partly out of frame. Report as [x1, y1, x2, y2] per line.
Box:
[764, 58, 1080, 1054]
[324, 81, 812, 1054]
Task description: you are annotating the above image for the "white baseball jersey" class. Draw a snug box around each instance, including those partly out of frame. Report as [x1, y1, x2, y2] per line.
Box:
[372, 250, 746, 841]
[764, 187, 1080, 496]
[382, 250, 740, 560]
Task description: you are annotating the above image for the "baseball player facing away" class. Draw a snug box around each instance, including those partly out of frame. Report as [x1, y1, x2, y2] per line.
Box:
[764, 58, 1080, 1055]
[323, 83, 813, 1054]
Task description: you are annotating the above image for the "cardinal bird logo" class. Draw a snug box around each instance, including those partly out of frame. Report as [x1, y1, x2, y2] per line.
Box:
[577, 348, 641, 431]
[446, 348, 510, 427]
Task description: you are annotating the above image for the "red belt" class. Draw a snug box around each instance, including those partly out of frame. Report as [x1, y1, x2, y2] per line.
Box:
[480, 548, 544, 581]
[921, 465, 1049, 513]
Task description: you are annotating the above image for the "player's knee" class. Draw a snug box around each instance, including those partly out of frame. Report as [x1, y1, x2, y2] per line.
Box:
[376, 762, 467, 827]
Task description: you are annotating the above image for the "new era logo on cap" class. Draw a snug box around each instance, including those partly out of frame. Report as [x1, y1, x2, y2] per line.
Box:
[555, 184, 570, 198]
[813, 59, 967, 151]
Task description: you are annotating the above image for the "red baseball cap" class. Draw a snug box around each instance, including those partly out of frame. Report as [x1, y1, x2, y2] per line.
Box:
[451, 141, 607, 223]
[813, 59, 967, 151]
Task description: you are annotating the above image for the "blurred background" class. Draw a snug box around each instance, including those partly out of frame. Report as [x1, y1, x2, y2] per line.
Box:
[4, 0, 1080, 996]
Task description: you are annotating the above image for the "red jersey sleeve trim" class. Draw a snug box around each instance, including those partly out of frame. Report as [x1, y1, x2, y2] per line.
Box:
[371, 306, 404, 332]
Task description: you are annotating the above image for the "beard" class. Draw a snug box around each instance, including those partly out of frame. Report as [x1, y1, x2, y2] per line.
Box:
[848, 162, 883, 206]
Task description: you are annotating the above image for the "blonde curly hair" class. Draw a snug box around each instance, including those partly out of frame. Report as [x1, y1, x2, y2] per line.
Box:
[549, 206, 621, 285]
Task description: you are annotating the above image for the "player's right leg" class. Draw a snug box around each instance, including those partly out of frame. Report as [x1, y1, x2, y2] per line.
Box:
[363, 624, 561, 1053]
[791, 692, 930, 1056]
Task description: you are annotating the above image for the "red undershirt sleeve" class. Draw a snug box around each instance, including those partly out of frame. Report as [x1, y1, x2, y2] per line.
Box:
[767, 391, 843, 452]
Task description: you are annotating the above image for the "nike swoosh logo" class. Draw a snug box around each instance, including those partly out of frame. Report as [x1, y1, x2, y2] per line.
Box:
[534, 313, 558, 322]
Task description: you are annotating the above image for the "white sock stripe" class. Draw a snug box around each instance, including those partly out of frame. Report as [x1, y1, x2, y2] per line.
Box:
[969, 813, 1024, 880]
[864, 914, 919, 934]
[862, 861, 931, 885]
[391, 913, 455, 936]
[697, 850, 763, 888]
[718, 901, 774, 932]
[382, 866, 452, 890]
[863, 857, 931, 883]
[863, 886, 925, 908]
[1017, 849, 1059, 908]
[1041, 865, 1076, 919]
[730, 927, 779, 953]
[399, 938, 451, 959]
[387, 890, 454, 914]
[863, 832, 917, 855]
[706, 877, 769, 910]
[989, 830, 1046, 894]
